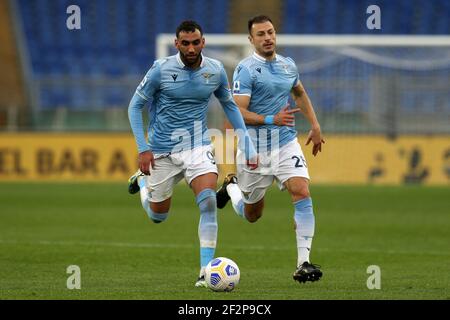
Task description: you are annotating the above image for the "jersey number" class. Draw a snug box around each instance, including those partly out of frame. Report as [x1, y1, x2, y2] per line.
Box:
[292, 156, 307, 168]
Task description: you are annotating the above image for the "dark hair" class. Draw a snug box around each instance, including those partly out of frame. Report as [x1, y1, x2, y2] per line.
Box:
[248, 15, 273, 34]
[176, 20, 203, 38]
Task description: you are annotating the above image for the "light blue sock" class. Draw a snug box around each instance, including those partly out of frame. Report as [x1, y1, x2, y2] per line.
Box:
[294, 197, 315, 265]
[138, 176, 168, 223]
[197, 189, 218, 269]
[200, 247, 215, 268]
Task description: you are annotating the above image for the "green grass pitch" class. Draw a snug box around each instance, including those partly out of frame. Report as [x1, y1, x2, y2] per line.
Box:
[0, 182, 449, 300]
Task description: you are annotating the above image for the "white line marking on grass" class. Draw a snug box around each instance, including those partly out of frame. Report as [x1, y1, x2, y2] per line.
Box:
[0, 239, 449, 256]
[0, 239, 193, 249]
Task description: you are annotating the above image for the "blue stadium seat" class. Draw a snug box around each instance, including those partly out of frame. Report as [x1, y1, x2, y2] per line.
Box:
[17, 0, 448, 111]
[282, 0, 449, 34]
[279, 0, 450, 115]
[18, 0, 229, 109]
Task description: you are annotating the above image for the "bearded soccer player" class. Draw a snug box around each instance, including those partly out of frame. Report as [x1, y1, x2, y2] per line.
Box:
[127, 20, 257, 287]
[216, 15, 325, 283]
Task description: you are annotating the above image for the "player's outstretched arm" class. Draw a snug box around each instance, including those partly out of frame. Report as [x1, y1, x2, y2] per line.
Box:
[128, 92, 154, 174]
[128, 92, 150, 153]
[233, 95, 264, 125]
[291, 81, 325, 156]
[219, 98, 258, 169]
[215, 68, 258, 169]
[128, 62, 160, 174]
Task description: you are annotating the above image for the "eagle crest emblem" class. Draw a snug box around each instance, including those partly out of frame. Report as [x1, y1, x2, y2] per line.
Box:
[202, 73, 214, 83]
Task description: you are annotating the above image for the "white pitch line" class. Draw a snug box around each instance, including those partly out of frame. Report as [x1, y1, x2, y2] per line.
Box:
[0, 239, 271, 250]
[0, 239, 449, 257]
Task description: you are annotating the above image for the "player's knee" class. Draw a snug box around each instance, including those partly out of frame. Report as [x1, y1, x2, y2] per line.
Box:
[291, 184, 310, 201]
[298, 188, 310, 199]
[245, 206, 263, 223]
[246, 213, 261, 223]
[148, 198, 171, 223]
[149, 211, 168, 223]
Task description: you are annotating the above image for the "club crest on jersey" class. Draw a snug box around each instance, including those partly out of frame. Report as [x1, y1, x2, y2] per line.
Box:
[171, 74, 178, 82]
[202, 73, 214, 84]
[282, 64, 289, 74]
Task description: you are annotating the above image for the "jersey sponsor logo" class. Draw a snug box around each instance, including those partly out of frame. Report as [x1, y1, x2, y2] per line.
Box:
[233, 81, 240, 93]
[236, 65, 242, 74]
[171, 74, 178, 82]
[256, 67, 261, 74]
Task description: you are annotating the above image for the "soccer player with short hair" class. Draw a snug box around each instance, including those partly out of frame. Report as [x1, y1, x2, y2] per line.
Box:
[216, 15, 325, 283]
[127, 20, 257, 287]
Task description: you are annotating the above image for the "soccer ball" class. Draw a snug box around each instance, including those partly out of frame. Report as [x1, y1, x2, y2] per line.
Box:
[204, 257, 240, 292]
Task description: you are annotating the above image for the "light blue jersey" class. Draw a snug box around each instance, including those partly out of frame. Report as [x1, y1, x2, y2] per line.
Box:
[232, 52, 300, 151]
[128, 53, 256, 159]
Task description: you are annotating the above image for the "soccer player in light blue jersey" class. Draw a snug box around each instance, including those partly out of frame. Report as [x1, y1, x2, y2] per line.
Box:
[216, 15, 325, 283]
[127, 21, 257, 287]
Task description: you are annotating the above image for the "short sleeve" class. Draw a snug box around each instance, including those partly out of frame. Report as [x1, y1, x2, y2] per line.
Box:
[287, 57, 300, 89]
[232, 65, 252, 96]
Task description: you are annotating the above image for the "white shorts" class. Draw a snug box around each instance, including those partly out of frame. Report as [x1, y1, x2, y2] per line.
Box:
[236, 139, 310, 204]
[145, 145, 218, 202]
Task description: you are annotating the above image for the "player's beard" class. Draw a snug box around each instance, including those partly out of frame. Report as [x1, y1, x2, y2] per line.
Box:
[261, 43, 275, 58]
[262, 49, 275, 57]
[180, 51, 202, 68]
